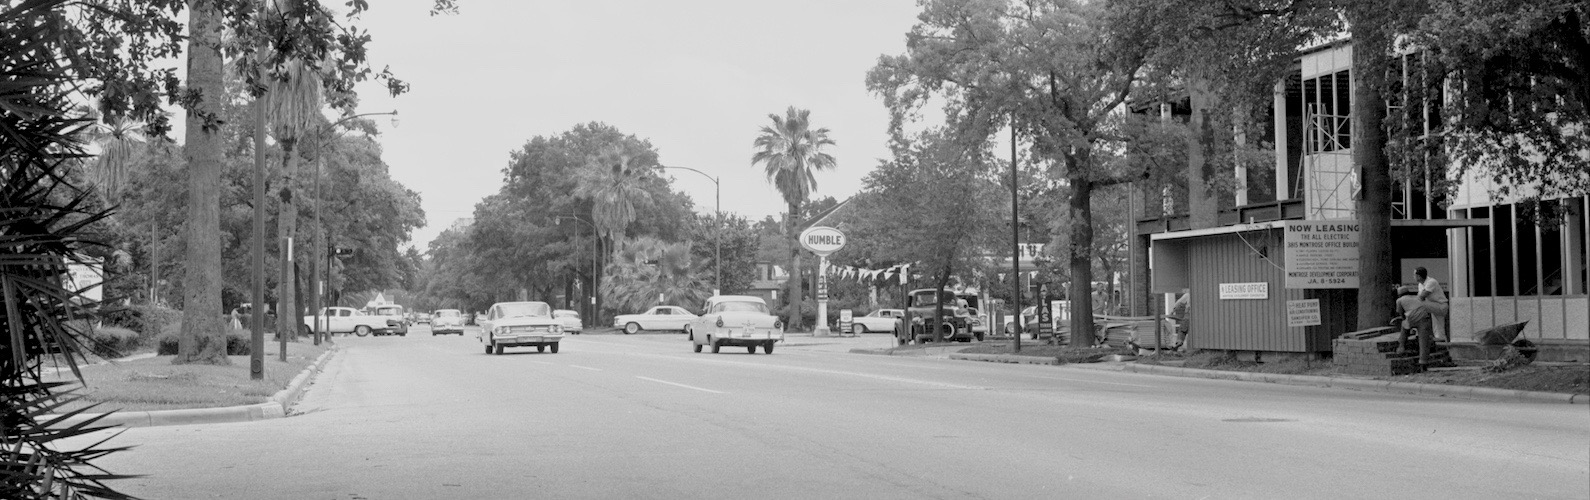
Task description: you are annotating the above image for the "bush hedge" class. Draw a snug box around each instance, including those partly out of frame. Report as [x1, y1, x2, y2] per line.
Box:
[155, 329, 252, 356]
[88, 325, 141, 358]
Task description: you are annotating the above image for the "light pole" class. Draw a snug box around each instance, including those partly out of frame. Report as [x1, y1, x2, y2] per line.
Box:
[310, 110, 396, 346]
[554, 215, 599, 322]
[661, 165, 721, 295]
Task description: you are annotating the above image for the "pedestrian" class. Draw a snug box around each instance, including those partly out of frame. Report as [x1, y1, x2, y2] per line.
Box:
[1169, 289, 1190, 348]
[1414, 267, 1450, 341]
[1392, 285, 1434, 367]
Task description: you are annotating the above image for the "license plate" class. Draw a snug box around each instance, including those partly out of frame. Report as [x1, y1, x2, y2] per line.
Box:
[519, 336, 541, 343]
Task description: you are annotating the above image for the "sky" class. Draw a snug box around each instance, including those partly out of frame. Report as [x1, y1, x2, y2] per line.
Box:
[345, 0, 924, 251]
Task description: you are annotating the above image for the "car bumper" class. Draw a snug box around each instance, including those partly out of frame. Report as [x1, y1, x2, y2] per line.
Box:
[492, 334, 565, 345]
[713, 328, 783, 342]
[563, 325, 583, 332]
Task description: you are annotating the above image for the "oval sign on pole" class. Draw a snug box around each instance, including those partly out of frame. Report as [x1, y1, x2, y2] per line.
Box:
[799, 226, 846, 257]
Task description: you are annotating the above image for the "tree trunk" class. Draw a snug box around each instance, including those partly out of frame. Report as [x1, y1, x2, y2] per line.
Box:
[1188, 77, 1220, 230]
[1067, 151, 1098, 347]
[786, 201, 804, 331]
[1352, 17, 1391, 332]
[174, 0, 229, 365]
[276, 140, 299, 342]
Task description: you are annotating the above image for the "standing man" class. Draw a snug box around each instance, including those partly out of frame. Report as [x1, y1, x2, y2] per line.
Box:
[1414, 267, 1450, 341]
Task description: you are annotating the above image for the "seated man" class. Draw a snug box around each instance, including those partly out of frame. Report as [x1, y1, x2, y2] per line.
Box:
[1392, 285, 1435, 367]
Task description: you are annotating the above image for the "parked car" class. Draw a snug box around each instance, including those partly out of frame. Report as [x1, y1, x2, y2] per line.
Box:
[431, 309, 465, 335]
[850, 309, 904, 333]
[1003, 306, 1040, 336]
[367, 304, 409, 336]
[553, 309, 583, 334]
[412, 312, 432, 324]
[899, 288, 978, 344]
[687, 295, 782, 354]
[304, 306, 387, 337]
[612, 305, 698, 334]
[478, 301, 564, 355]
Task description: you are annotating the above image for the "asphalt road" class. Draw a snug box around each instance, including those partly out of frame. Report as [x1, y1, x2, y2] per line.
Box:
[76, 325, 1589, 499]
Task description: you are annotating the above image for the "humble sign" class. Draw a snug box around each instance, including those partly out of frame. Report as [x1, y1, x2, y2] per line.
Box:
[799, 226, 846, 257]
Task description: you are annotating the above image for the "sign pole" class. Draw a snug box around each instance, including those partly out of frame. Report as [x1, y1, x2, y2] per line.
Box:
[799, 226, 846, 337]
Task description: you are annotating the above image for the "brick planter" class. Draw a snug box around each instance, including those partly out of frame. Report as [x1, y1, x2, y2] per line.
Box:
[1333, 333, 1451, 376]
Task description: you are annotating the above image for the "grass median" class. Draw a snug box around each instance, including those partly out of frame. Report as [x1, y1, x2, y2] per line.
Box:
[44, 341, 329, 414]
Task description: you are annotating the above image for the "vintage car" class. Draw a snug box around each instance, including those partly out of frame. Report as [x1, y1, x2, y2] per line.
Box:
[367, 304, 409, 336]
[553, 309, 584, 334]
[687, 295, 783, 354]
[431, 308, 465, 335]
[898, 288, 978, 344]
[850, 308, 904, 333]
[612, 305, 698, 334]
[478, 301, 564, 354]
[304, 306, 388, 337]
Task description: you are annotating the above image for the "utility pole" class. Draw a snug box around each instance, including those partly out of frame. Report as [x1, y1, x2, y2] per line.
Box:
[250, 99, 266, 380]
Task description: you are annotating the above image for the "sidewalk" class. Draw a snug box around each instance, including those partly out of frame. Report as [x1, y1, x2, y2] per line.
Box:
[845, 341, 1585, 404]
[48, 347, 339, 429]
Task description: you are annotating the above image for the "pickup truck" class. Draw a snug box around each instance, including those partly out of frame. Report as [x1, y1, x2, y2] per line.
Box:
[304, 307, 388, 337]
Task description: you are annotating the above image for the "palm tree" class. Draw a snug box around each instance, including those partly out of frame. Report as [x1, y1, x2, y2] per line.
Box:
[265, 57, 324, 341]
[573, 145, 655, 323]
[751, 106, 836, 331]
[602, 237, 711, 313]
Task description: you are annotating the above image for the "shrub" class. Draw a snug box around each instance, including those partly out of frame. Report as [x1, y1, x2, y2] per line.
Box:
[156, 329, 252, 356]
[89, 325, 142, 358]
[101, 303, 182, 340]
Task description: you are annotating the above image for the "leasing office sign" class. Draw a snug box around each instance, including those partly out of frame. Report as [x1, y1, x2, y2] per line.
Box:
[1284, 221, 1360, 289]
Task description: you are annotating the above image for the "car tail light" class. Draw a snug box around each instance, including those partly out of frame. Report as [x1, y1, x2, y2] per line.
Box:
[715, 318, 725, 328]
[773, 320, 783, 330]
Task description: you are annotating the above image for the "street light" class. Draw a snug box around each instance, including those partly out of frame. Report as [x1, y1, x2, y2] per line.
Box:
[555, 215, 600, 321]
[660, 165, 721, 296]
[310, 110, 396, 346]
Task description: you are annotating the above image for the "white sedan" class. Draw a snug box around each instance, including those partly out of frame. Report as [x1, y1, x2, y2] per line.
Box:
[850, 309, 904, 333]
[478, 301, 564, 354]
[553, 309, 583, 334]
[612, 305, 698, 334]
[687, 296, 782, 354]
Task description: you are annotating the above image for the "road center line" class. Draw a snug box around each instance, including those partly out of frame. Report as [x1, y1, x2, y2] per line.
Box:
[569, 365, 601, 371]
[635, 376, 725, 394]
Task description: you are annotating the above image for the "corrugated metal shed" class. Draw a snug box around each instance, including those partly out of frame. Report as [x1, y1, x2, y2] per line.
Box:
[1153, 224, 1352, 353]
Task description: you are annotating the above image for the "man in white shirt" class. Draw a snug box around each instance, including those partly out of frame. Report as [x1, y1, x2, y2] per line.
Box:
[1415, 267, 1449, 341]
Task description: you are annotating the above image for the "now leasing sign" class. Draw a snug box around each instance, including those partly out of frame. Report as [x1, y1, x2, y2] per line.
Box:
[1284, 221, 1361, 289]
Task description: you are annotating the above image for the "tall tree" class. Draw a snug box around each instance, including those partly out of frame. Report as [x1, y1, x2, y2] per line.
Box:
[751, 106, 837, 331]
[174, 0, 230, 364]
[869, 0, 1151, 346]
[856, 128, 1001, 340]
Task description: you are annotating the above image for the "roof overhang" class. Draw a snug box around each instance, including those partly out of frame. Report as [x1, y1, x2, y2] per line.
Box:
[1150, 220, 1286, 242]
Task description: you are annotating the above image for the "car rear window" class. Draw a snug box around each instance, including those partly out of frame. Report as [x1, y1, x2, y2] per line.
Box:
[436, 310, 460, 317]
[710, 301, 768, 314]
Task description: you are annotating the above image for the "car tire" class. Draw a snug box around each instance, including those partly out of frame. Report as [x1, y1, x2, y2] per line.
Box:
[355, 325, 371, 337]
[693, 343, 702, 353]
[710, 337, 720, 354]
[550, 343, 559, 353]
[484, 342, 492, 354]
[746, 346, 755, 354]
[763, 342, 775, 354]
[493, 343, 503, 355]
[975, 333, 984, 342]
[624, 322, 640, 335]
[537, 345, 545, 353]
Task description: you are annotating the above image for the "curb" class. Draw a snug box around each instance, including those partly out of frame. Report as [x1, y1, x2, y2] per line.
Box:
[861, 348, 1584, 404]
[850, 346, 969, 357]
[1111, 362, 1582, 404]
[948, 353, 1062, 365]
[51, 347, 339, 429]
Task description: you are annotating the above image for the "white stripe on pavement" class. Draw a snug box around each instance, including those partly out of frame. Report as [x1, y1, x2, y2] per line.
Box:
[569, 365, 601, 371]
[635, 376, 725, 394]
